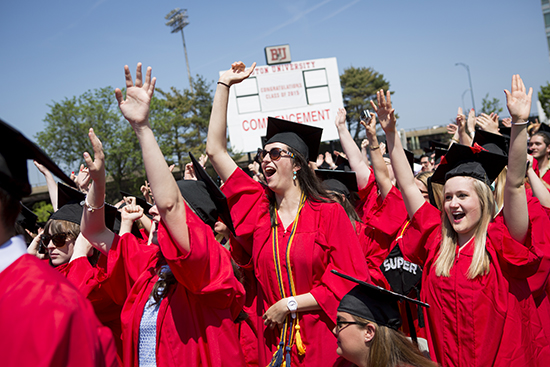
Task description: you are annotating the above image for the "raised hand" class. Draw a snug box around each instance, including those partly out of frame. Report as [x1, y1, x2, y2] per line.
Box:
[466, 108, 476, 135]
[121, 197, 144, 223]
[218, 61, 256, 87]
[335, 107, 347, 130]
[361, 113, 378, 140]
[115, 63, 156, 126]
[505, 74, 533, 122]
[184, 162, 197, 180]
[447, 123, 458, 135]
[476, 113, 500, 134]
[370, 90, 395, 133]
[140, 180, 153, 204]
[315, 154, 324, 168]
[83, 128, 105, 185]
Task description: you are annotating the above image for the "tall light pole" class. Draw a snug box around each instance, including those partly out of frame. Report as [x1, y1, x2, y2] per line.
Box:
[455, 63, 475, 112]
[461, 89, 470, 111]
[165, 8, 193, 93]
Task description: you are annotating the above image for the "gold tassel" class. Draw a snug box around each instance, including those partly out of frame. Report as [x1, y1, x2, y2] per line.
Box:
[294, 324, 306, 355]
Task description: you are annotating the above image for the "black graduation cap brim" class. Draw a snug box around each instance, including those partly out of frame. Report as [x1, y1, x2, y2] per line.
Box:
[331, 270, 430, 308]
[431, 143, 508, 185]
[433, 147, 448, 162]
[120, 190, 153, 217]
[265, 117, 322, 161]
[16, 203, 38, 233]
[315, 169, 358, 196]
[473, 129, 509, 156]
[189, 152, 236, 236]
[0, 118, 76, 198]
[537, 123, 550, 133]
[429, 140, 449, 151]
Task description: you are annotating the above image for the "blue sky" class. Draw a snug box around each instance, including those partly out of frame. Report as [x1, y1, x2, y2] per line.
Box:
[1, 0, 549, 185]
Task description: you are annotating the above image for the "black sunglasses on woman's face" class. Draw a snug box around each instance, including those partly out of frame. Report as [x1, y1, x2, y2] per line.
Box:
[40, 232, 71, 248]
[256, 147, 295, 163]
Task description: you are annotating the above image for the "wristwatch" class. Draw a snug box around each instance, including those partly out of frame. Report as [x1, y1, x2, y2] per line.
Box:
[287, 296, 298, 319]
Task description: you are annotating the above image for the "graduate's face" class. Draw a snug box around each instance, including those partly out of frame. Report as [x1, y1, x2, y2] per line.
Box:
[444, 176, 482, 242]
[333, 312, 370, 366]
[261, 142, 298, 193]
[528, 135, 550, 160]
[46, 232, 75, 267]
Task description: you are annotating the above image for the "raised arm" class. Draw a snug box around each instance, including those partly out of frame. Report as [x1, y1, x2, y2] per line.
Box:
[334, 108, 371, 188]
[503, 74, 532, 242]
[81, 128, 114, 254]
[206, 61, 256, 182]
[362, 112, 392, 199]
[34, 161, 58, 211]
[374, 90, 424, 218]
[115, 63, 190, 253]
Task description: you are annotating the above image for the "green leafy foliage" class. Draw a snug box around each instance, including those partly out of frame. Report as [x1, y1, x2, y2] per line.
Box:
[32, 201, 53, 223]
[538, 82, 550, 118]
[340, 66, 391, 140]
[480, 93, 503, 115]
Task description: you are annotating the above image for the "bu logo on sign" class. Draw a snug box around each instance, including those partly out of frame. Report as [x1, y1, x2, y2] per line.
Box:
[270, 47, 287, 62]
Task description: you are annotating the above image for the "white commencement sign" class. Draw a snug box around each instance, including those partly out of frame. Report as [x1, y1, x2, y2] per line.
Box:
[221, 57, 343, 154]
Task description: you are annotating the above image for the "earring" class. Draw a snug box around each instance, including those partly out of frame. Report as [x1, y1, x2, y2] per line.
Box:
[293, 171, 297, 180]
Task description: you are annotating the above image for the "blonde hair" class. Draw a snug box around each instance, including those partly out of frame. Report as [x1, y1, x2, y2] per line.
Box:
[351, 315, 436, 367]
[493, 167, 507, 215]
[435, 177, 493, 279]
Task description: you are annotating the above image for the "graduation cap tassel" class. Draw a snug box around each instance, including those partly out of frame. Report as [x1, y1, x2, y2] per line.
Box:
[405, 301, 418, 346]
[294, 323, 306, 355]
[285, 345, 292, 367]
[268, 342, 285, 367]
[415, 287, 425, 328]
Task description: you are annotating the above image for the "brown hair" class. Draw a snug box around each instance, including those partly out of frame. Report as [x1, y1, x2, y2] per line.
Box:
[43, 219, 100, 266]
[351, 315, 437, 367]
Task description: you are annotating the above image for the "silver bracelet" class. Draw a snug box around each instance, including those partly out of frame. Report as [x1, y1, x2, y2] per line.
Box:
[511, 120, 529, 126]
[83, 195, 105, 212]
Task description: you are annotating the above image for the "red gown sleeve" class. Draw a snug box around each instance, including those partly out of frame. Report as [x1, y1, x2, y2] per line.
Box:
[367, 186, 409, 237]
[309, 202, 370, 322]
[221, 167, 270, 266]
[102, 233, 158, 305]
[400, 201, 442, 266]
[156, 204, 245, 319]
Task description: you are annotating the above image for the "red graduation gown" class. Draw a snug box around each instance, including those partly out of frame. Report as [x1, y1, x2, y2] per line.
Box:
[222, 168, 369, 367]
[402, 202, 550, 367]
[102, 204, 246, 367]
[0, 254, 118, 367]
[57, 256, 124, 363]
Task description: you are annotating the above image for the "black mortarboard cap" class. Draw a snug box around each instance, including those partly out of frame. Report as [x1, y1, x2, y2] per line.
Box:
[176, 180, 219, 231]
[189, 152, 236, 236]
[431, 143, 507, 186]
[0, 118, 76, 199]
[332, 270, 429, 330]
[335, 154, 351, 171]
[16, 203, 38, 233]
[473, 129, 509, 157]
[52, 183, 117, 231]
[404, 149, 414, 172]
[315, 169, 358, 198]
[265, 117, 323, 161]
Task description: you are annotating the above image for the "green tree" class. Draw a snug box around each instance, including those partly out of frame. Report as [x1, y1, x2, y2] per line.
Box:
[538, 82, 550, 118]
[154, 76, 214, 174]
[36, 87, 144, 200]
[480, 93, 503, 115]
[32, 201, 53, 223]
[340, 66, 391, 140]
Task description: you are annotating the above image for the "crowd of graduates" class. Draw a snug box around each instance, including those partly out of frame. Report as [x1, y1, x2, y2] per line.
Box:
[1, 60, 550, 367]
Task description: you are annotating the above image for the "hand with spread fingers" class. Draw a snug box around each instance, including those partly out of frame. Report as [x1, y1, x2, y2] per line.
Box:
[476, 113, 500, 134]
[505, 74, 533, 122]
[115, 63, 157, 127]
[370, 89, 396, 133]
[218, 61, 257, 87]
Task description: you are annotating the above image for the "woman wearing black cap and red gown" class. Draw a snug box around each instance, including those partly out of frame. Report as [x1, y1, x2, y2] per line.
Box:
[377, 76, 550, 366]
[206, 61, 368, 367]
[81, 64, 246, 367]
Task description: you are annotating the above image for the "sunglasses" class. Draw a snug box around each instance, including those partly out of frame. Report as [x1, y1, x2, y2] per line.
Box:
[256, 147, 295, 163]
[40, 232, 71, 248]
[335, 320, 366, 333]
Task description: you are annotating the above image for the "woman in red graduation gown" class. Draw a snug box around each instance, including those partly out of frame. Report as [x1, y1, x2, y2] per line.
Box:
[206, 61, 369, 367]
[81, 64, 246, 367]
[377, 76, 550, 367]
